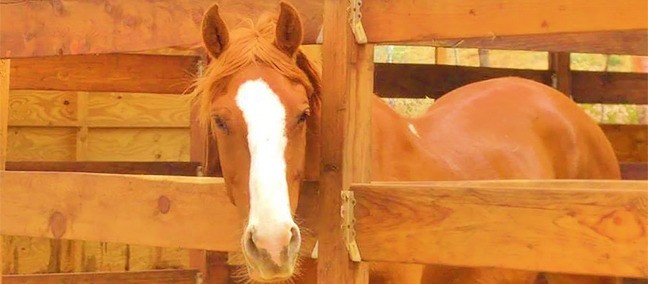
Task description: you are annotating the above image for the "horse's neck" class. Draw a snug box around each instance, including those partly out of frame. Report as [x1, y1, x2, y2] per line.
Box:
[303, 95, 459, 182]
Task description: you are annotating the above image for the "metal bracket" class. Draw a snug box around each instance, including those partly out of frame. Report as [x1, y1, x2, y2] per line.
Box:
[341, 190, 362, 262]
[348, 0, 368, 44]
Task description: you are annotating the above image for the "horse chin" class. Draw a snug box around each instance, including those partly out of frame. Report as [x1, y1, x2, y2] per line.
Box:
[242, 251, 298, 283]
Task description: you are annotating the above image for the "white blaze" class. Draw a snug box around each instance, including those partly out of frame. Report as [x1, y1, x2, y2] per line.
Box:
[236, 78, 294, 264]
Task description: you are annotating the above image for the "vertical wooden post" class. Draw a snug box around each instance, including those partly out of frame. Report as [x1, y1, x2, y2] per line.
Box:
[319, 0, 372, 283]
[549, 52, 572, 97]
[0, 59, 11, 284]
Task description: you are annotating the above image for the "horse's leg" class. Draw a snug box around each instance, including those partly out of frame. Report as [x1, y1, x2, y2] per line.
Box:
[420, 265, 538, 284]
[544, 273, 623, 284]
[368, 262, 424, 284]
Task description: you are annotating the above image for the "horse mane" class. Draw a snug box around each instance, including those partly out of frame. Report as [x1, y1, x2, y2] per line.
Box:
[190, 13, 321, 130]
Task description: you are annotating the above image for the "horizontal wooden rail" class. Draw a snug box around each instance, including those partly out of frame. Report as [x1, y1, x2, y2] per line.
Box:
[351, 180, 648, 278]
[374, 63, 648, 104]
[10, 54, 199, 94]
[5, 161, 201, 176]
[2, 269, 199, 284]
[0, 171, 318, 252]
[362, 1, 648, 45]
[1, 1, 646, 57]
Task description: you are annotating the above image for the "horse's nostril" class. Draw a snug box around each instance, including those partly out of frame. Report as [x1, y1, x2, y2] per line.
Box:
[289, 226, 300, 247]
[245, 228, 260, 257]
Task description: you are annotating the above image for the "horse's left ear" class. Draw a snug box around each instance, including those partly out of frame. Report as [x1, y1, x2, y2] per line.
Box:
[275, 1, 303, 57]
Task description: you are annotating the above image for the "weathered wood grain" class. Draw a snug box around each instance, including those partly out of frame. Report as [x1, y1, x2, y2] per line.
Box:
[352, 180, 648, 278]
[600, 124, 647, 163]
[373, 63, 647, 104]
[10, 54, 199, 94]
[8, 91, 78, 127]
[1, 59, 9, 168]
[7, 127, 76, 161]
[2, 269, 198, 284]
[318, 0, 371, 282]
[0, 0, 322, 58]
[5, 161, 201, 176]
[0, 172, 241, 251]
[86, 128, 190, 162]
[362, 1, 648, 44]
[415, 30, 648, 56]
[87, 92, 191, 128]
[0, 172, 319, 254]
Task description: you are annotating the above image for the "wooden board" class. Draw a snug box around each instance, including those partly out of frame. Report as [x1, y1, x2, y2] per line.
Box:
[9, 54, 198, 94]
[0, 0, 322, 58]
[373, 63, 647, 104]
[88, 92, 191, 128]
[8, 90, 78, 127]
[409, 30, 648, 56]
[1, 172, 319, 253]
[620, 162, 648, 180]
[362, 1, 648, 44]
[600, 124, 647, 163]
[86, 128, 190, 162]
[0, 172, 241, 252]
[351, 180, 648, 278]
[2, 269, 198, 284]
[6, 127, 76, 161]
[5, 161, 200, 176]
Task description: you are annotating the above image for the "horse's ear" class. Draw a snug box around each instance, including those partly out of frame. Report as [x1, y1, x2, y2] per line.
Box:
[275, 1, 303, 57]
[201, 3, 230, 59]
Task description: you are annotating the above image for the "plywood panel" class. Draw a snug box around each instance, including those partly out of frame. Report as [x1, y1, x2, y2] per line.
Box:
[7, 127, 76, 161]
[87, 92, 191, 128]
[127, 246, 188, 271]
[8, 90, 78, 127]
[73, 242, 128, 272]
[86, 128, 190, 161]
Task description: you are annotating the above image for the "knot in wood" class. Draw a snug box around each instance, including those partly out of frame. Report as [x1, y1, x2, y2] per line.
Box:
[49, 211, 67, 238]
[158, 195, 171, 214]
[323, 164, 339, 173]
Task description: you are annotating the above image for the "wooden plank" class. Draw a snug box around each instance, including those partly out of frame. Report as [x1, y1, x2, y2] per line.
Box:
[0, 172, 240, 251]
[86, 128, 190, 162]
[0, 172, 319, 253]
[8, 90, 78, 127]
[549, 52, 572, 96]
[87, 92, 191, 128]
[413, 30, 648, 56]
[362, 1, 648, 44]
[351, 180, 648, 278]
[572, 71, 648, 104]
[620, 162, 648, 180]
[10, 54, 199, 94]
[5, 161, 200, 176]
[319, 0, 370, 282]
[2, 269, 198, 284]
[76, 92, 89, 160]
[373, 63, 647, 104]
[0, 0, 322, 58]
[1, 59, 9, 168]
[7, 127, 76, 161]
[601, 124, 647, 163]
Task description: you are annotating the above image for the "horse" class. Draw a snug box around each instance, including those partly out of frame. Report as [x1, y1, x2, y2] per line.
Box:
[191, 1, 621, 283]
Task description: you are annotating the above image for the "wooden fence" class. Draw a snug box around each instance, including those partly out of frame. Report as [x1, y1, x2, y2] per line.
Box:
[1, 0, 647, 283]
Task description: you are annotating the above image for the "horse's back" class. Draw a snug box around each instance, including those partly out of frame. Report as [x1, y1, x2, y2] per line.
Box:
[414, 77, 620, 180]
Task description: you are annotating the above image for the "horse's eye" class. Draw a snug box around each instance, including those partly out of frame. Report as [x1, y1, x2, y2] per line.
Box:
[298, 109, 310, 124]
[213, 116, 229, 134]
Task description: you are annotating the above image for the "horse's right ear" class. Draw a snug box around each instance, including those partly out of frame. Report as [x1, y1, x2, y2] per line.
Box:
[201, 3, 229, 59]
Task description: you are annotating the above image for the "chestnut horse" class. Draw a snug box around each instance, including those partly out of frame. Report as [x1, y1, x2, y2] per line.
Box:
[192, 2, 621, 283]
